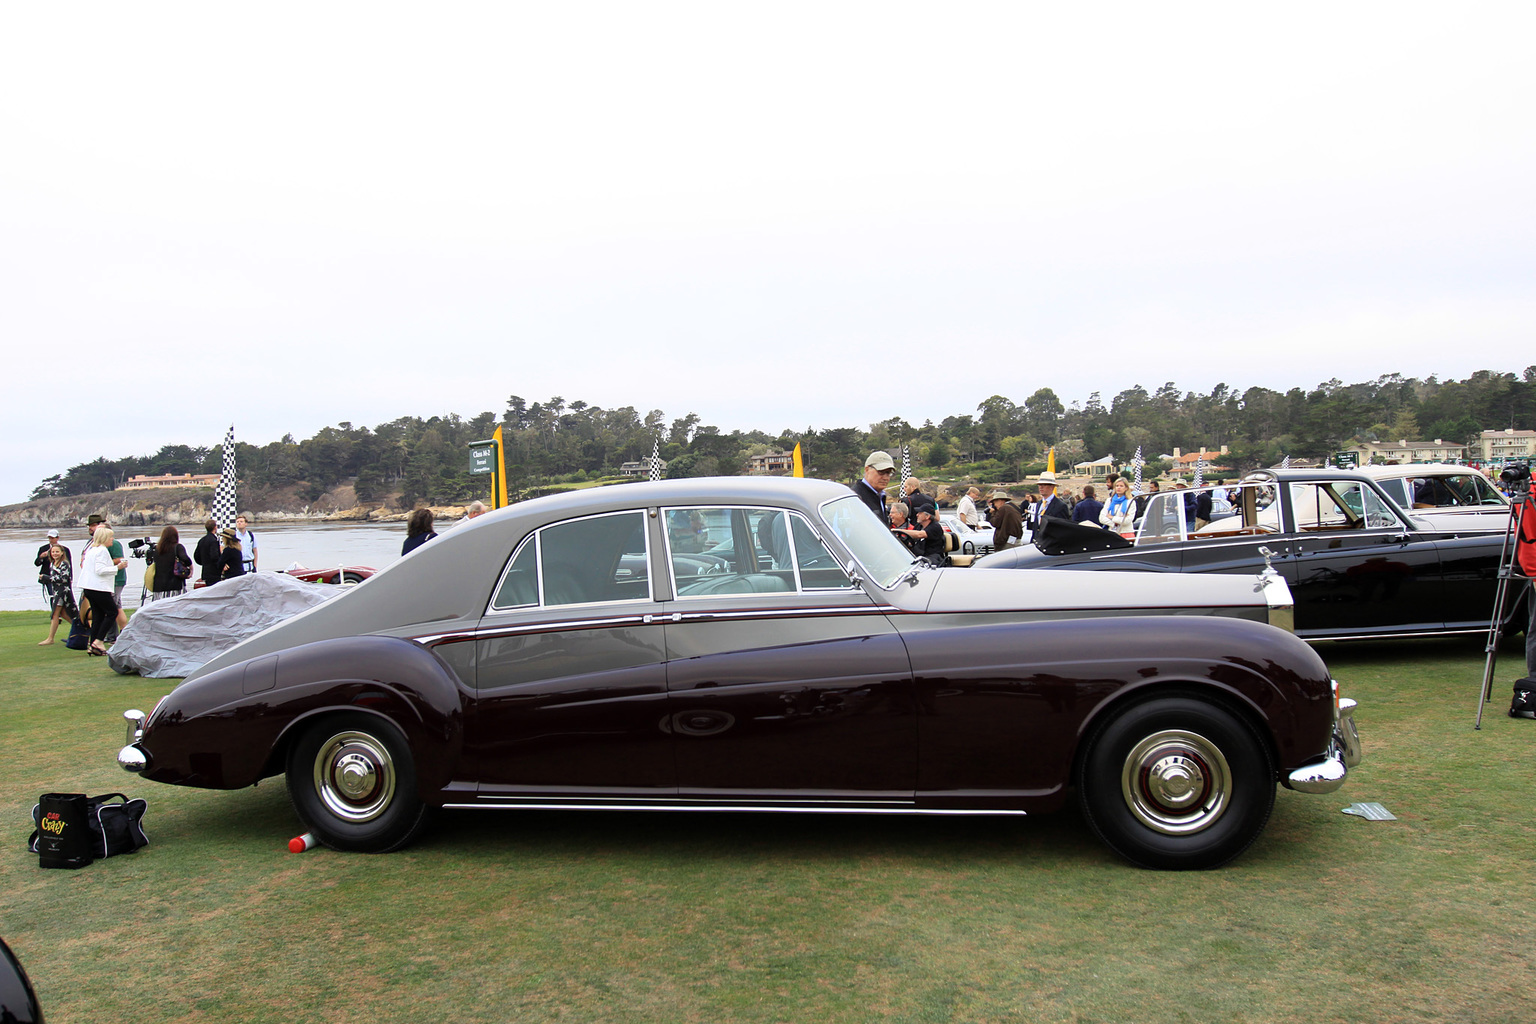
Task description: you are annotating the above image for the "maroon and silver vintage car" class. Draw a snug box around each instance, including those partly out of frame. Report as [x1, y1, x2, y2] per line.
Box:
[117, 476, 1361, 869]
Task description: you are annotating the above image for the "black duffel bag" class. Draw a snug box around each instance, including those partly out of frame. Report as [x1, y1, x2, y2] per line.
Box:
[29, 792, 148, 868]
[1511, 677, 1536, 719]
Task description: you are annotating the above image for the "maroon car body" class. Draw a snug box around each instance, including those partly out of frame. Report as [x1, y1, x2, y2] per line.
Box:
[117, 476, 1361, 870]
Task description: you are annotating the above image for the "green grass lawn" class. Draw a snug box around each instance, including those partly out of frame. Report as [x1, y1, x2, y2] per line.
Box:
[3, 610, 1534, 1023]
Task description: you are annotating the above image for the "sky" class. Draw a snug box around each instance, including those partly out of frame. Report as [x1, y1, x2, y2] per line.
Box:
[2, 2, 1533, 505]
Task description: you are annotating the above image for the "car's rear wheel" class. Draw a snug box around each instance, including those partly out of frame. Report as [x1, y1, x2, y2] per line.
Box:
[1078, 696, 1274, 870]
[286, 714, 429, 853]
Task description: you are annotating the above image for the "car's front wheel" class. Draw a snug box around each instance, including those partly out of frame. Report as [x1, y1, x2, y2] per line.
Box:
[286, 714, 429, 853]
[1078, 696, 1275, 870]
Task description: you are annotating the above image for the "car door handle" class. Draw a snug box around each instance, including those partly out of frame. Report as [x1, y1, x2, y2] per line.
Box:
[643, 613, 682, 624]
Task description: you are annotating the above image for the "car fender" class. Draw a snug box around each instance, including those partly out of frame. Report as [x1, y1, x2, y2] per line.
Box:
[899, 615, 1333, 807]
[140, 635, 466, 798]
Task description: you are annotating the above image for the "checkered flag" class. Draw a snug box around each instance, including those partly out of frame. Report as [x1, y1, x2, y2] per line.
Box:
[1193, 452, 1205, 488]
[211, 424, 238, 529]
[1281, 454, 1290, 470]
[901, 444, 911, 484]
[1131, 446, 1143, 496]
[648, 436, 662, 482]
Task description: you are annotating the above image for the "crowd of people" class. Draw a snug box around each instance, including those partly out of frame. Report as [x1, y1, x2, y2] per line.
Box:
[29, 498, 494, 652]
[854, 450, 1256, 561]
[32, 512, 259, 651]
[858, 450, 1126, 560]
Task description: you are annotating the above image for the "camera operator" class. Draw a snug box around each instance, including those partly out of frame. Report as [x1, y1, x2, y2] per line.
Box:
[1508, 467, 1536, 678]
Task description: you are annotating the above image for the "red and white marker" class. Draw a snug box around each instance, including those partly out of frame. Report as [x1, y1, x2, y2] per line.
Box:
[287, 832, 317, 853]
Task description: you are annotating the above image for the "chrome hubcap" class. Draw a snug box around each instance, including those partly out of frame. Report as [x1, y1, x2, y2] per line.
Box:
[314, 731, 396, 823]
[1121, 729, 1231, 835]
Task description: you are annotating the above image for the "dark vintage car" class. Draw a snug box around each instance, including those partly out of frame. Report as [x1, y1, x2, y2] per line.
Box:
[116, 477, 1361, 870]
[977, 468, 1520, 641]
[0, 937, 43, 1024]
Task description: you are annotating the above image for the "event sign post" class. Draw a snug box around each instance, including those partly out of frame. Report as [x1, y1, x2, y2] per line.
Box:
[469, 438, 503, 509]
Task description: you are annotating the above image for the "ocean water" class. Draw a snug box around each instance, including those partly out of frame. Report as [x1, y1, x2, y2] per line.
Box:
[2, 520, 410, 612]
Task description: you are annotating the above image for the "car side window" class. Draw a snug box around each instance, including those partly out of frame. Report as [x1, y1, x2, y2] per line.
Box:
[1468, 475, 1507, 505]
[1136, 492, 1187, 544]
[491, 536, 540, 608]
[1290, 482, 1401, 532]
[1380, 479, 1411, 508]
[490, 511, 651, 611]
[665, 506, 852, 597]
[788, 513, 854, 589]
[1357, 484, 1404, 529]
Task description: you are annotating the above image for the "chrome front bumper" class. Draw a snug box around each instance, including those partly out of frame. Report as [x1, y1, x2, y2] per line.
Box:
[1286, 696, 1361, 794]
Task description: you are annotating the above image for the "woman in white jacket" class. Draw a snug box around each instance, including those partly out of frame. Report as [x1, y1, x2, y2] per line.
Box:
[80, 527, 126, 656]
[1099, 478, 1138, 539]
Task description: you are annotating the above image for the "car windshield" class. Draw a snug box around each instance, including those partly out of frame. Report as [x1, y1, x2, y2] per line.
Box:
[818, 494, 919, 588]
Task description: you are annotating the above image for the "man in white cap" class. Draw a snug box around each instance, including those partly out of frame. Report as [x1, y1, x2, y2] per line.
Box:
[34, 529, 69, 602]
[853, 451, 896, 521]
[1031, 471, 1071, 529]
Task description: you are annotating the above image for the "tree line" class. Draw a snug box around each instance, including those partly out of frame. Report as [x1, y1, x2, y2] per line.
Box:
[31, 368, 1536, 506]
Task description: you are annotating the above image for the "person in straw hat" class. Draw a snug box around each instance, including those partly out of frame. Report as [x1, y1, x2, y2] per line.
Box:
[1032, 471, 1070, 529]
[215, 527, 246, 584]
[988, 490, 1023, 551]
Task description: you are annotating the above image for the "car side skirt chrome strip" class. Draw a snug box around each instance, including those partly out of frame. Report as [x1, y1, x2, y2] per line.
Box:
[413, 605, 900, 647]
[1302, 625, 1488, 642]
[442, 801, 1027, 816]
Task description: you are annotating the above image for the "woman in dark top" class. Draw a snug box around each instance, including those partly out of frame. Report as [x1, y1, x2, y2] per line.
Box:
[402, 507, 437, 555]
[216, 528, 245, 583]
[149, 525, 194, 601]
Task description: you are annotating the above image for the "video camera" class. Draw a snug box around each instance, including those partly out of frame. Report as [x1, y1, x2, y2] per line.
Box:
[126, 537, 159, 560]
[1499, 463, 1532, 498]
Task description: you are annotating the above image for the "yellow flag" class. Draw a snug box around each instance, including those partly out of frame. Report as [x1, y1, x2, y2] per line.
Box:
[493, 425, 509, 509]
[792, 443, 804, 477]
[1047, 447, 1056, 474]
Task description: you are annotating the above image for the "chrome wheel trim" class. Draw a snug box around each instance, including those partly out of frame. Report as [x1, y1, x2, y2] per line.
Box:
[313, 730, 396, 823]
[1120, 729, 1231, 835]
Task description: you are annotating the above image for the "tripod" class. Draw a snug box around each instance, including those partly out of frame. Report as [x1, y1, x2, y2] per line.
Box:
[1475, 484, 1534, 728]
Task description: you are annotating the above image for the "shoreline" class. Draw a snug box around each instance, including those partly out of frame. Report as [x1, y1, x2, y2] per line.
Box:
[0, 487, 472, 529]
